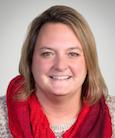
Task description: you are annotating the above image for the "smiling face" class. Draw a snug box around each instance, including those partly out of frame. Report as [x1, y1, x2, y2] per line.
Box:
[32, 23, 87, 98]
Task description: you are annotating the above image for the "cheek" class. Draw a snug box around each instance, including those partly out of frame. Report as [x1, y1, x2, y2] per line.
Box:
[32, 57, 52, 75]
[73, 59, 87, 75]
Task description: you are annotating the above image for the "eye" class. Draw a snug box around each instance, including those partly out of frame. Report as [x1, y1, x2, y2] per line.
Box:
[40, 51, 55, 58]
[68, 52, 80, 57]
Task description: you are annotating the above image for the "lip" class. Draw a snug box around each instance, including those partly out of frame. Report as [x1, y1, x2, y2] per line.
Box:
[49, 75, 72, 80]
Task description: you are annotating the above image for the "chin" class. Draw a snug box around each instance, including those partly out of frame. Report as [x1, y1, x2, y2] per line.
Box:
[50, 89, 72, 96]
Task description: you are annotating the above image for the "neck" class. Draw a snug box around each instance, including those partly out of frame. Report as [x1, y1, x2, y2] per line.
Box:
[36, 90, 82, 126]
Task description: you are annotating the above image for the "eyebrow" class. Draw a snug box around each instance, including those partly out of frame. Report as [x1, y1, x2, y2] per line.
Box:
[67, 47, 82, 51]
[39, 46, 82, 51]
[40, 47, 54, 51]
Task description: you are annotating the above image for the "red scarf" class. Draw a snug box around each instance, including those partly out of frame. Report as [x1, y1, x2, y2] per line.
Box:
[7, 75, 112, 138]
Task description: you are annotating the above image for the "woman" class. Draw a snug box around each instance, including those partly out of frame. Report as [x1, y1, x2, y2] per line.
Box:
[0, 5, 115, 138]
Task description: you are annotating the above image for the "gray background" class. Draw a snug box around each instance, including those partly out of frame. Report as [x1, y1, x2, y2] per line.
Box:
[0, 0, 115, 96]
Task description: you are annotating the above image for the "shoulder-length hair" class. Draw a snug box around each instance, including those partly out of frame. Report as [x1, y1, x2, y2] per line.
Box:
[19, 5, 108, 104]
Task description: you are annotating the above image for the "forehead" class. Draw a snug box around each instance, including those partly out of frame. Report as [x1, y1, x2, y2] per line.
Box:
[35, 22, 82, 50]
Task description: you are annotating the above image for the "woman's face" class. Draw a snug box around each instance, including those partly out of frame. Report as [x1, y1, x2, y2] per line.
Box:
[32, 23, 87, 97]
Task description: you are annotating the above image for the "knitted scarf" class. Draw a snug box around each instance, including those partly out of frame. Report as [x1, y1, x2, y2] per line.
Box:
[7, 75, 112, 138]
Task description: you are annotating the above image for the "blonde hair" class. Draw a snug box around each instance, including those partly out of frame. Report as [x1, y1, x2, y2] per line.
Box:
[19, 5, 108, 104]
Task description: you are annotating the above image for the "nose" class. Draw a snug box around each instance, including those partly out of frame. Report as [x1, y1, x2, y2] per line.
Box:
[53, 55, 68, 71]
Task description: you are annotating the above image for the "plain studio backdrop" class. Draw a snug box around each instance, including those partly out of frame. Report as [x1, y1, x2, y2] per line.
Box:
[0, 0, 115, 96]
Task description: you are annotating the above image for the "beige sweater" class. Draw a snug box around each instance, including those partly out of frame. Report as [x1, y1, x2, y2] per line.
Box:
[0, 96, 115, 138]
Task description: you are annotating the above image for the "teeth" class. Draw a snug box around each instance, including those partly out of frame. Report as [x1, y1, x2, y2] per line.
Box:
[50, 75, 71, 80]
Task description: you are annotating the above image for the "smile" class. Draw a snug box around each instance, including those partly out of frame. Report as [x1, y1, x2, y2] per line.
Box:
[49, 75, 71, 80]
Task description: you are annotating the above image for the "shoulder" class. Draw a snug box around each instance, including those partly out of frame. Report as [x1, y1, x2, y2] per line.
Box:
[106, 95, 115, 119]
[0, 96, 12, 137]
[106, 95, 115, 137]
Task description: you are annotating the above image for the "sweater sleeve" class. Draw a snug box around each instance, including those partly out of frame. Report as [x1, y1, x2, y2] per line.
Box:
[0, 96, 12, 138]
[106, 95, 115, 138]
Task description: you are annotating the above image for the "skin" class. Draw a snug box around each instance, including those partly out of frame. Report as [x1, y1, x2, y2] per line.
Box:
[32, 23, 87, 125]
